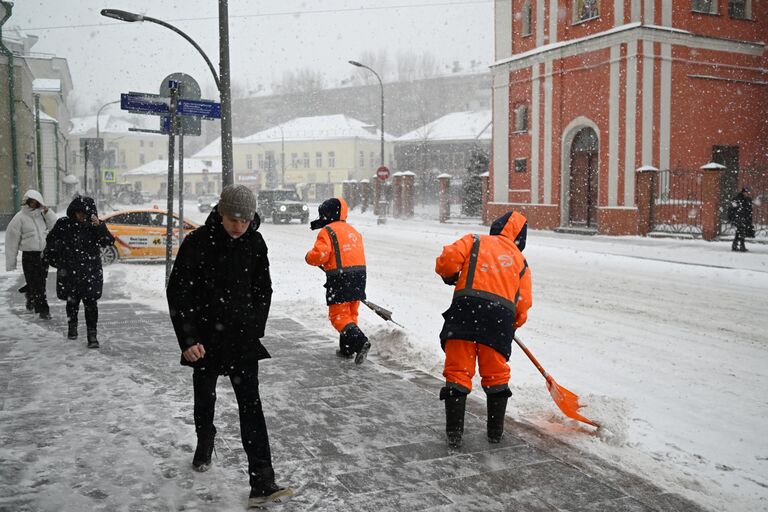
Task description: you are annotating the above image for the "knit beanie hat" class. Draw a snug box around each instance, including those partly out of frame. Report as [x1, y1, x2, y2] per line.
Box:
[218, 185, 256, 220]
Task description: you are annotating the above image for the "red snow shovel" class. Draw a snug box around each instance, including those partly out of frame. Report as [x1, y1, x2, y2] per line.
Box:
[363, 300, 404, 328]
[514, 336, 599, 428]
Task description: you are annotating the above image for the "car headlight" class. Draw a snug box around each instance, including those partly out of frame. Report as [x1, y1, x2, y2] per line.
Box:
[279, 205, 287, 212]
[302, 205, 308, 211]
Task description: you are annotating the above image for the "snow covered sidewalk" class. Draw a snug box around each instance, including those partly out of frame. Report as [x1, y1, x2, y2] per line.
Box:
[0, 269, 705, 511]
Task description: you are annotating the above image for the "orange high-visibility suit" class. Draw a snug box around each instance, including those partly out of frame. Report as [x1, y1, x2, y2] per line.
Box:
[305, 197, 367, 336]
[435, 211, 532, 394]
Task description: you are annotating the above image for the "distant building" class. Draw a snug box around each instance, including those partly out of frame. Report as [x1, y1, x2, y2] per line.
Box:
[229, 114, 395, 200]
[1, 23, 73, 226]
[68, 114, 167, 194]
[395, 110, 491, 201]
[490, 0, 768, 233]
[121, 158, 222, 198]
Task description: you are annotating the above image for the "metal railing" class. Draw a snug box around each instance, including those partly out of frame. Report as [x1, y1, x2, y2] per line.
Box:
[650, 169, 704, 237]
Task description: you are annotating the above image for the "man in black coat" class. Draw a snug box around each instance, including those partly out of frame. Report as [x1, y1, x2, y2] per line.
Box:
[44, 196, 114, 347]
[728, 187, 755, 252]
[166, 185, 292, 508]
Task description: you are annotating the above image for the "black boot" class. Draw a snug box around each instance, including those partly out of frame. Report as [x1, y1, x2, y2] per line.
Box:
[440, 386, 467, 449]
[192, 434, 215, 472]
[67, 321, 78, 340]
[486, 388, 512, 443]
[86, 328, 99, 349]
[336, 325, 355, 359]
[248, 467, 293, 507]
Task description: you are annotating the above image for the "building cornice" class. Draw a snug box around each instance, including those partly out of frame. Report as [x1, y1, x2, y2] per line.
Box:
[491, 23, 765, 72]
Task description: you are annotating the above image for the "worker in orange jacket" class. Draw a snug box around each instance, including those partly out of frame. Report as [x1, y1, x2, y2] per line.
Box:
[435, 211, 532, 448]
[306, 197, 371, 364]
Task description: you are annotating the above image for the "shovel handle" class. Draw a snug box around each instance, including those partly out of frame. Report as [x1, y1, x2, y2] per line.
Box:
[513, 336, 549, 379]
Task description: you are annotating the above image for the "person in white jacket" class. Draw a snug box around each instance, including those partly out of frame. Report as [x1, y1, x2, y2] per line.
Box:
[5, 190, 58, 319]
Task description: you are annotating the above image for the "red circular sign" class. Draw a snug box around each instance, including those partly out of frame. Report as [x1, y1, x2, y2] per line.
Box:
[376, 166, 390, 180]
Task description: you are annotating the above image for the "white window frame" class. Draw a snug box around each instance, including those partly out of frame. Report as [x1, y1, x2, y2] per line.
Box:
[728, 0, 752, 19]
[514, 104, 529, 133]
[328, 151, 336, 167]
[573, 0, 600, 24]
[315, 152, 323, 168]
[246, 154, 253, 170]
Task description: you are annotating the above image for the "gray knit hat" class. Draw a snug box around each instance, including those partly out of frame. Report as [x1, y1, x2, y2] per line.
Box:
[218, 185, 256, 220]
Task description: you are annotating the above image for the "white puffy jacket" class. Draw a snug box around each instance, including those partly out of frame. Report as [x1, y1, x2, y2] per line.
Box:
[5, 190, 58, 271]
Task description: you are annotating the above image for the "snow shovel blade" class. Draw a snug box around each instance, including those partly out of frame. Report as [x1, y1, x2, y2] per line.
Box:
[362, 300, 404, 328]
[544, 375, 599, 428]
[513, 336, 598, 428]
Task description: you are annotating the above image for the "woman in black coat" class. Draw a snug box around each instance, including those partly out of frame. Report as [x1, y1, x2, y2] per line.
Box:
[44, 196, 114, 347]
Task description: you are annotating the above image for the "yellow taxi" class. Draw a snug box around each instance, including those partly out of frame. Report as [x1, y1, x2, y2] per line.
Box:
[100, 208, 199, 264]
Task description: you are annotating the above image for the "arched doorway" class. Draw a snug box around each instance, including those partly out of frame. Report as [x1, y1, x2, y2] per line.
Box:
[568, 127, 599, 227]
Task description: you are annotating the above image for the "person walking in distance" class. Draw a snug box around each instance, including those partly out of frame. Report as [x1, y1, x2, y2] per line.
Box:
[166, 185, 292, 508]
[435, 211, 532, 448]
[305, 197, 371, 363]
[44, 196, 114, 347]
[5, 190, 57, 318]
[728, 187, 755, 252]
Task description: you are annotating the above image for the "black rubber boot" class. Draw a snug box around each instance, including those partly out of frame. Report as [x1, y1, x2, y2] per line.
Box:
[192, 435, 215, 472]
[336, 325, 355, 359]
[67, 321, 78, 340]
[486, 388, 512, 443]
[86, 328, 99, 349]
[440, 386, 467, 449]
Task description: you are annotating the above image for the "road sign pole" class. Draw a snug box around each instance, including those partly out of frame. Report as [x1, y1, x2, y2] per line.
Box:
[178, 131, 185, 244]
[83, 145, 88, 194]
[165, 82, 178, 286]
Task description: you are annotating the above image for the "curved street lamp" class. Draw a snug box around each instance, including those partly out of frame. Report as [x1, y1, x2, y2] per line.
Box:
[348, 60, 384, 168]
[96, 99, 120, 139]
[100, 8, 233, 187]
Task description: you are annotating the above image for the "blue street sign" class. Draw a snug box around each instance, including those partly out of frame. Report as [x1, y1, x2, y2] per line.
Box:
[177, 99, 221, 119]
[121, 92, 169, 116]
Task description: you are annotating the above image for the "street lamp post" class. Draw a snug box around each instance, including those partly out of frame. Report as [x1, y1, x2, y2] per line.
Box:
[100, 7, 234, 187]
[95, 99, 120, 198]
[96, 99, 120, 140]
[348, 60, 384, 167]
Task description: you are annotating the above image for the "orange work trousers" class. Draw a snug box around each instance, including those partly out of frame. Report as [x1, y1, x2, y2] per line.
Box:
[443, 339, 510, 393]
[328, 301, 360, 332]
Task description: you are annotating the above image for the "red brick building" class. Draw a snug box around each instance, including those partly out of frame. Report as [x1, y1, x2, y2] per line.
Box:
[488, 0, 767, 235]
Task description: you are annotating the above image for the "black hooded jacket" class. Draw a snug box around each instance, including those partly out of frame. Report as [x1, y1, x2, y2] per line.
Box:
[166, 207, 272, 374]
[44, 196, 115, 301]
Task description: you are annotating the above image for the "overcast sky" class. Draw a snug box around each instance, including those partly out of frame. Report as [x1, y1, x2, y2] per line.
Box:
[11, 0, 493, 115]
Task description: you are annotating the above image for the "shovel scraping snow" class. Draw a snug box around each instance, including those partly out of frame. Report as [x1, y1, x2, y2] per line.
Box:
[363, 300, 404, 328]
[514, 336, 599, 428]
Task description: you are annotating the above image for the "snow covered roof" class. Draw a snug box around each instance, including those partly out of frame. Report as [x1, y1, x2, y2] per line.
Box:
[69, 114, 164, 137]
[123, 158, 222, 177]
[32, 78, 61, 93]
[397, 110, 492, 143]
[191, 136, 244, 160]
[239, 114, 395, 145]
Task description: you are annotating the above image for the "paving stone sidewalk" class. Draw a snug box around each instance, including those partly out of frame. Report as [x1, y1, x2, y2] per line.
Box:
[0, 269, 707, 511]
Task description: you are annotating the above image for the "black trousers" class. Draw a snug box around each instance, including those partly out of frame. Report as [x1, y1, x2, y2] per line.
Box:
[21, 251, 49, 315]
[192, 365, 274, 488]
[66, 297, 98, 329]
[732, 226, 748, 250]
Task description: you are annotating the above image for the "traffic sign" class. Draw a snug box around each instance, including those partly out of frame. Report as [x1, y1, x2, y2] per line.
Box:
[121, 92, 169, 116]
[376, 165, 390, 180]
[177, 99, 221, 119]
[159, 73, 202, 136]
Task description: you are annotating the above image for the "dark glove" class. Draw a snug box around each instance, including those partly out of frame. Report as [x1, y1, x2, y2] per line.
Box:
[441, 273, 459, 286]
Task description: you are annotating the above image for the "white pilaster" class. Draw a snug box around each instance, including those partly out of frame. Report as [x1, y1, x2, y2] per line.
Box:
[492, 67, 510, 203]
[624, 41, 638, 205]
[531, 64, 541, 204]
[536, 0, 545, 47]
[543, 60, 553, 203]
[549, 0, 558, 44]
[608, 45, 620, 206]
[660, 43, 672, 173]
[641, 40, 654, 167]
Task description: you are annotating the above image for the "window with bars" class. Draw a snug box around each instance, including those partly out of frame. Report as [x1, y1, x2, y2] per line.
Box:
[728, 0, 751, 19]
[573, 0, 599, 22]
[692, 0, 718, 14]
[522, 1, 532, 36]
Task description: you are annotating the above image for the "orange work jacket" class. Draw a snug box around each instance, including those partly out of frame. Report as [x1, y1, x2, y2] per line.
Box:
[435, 211, 532, 359]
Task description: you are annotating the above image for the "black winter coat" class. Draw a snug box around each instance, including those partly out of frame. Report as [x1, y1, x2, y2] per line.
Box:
[166, 207, 273, 374]
[729, 192, 754, 232]
[44, 200, 115, 301]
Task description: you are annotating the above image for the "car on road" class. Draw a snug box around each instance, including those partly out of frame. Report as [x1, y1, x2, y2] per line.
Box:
[100, 208, 199, 265]
[257, 189, 309, 224]
[197, 193, 219, 213]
